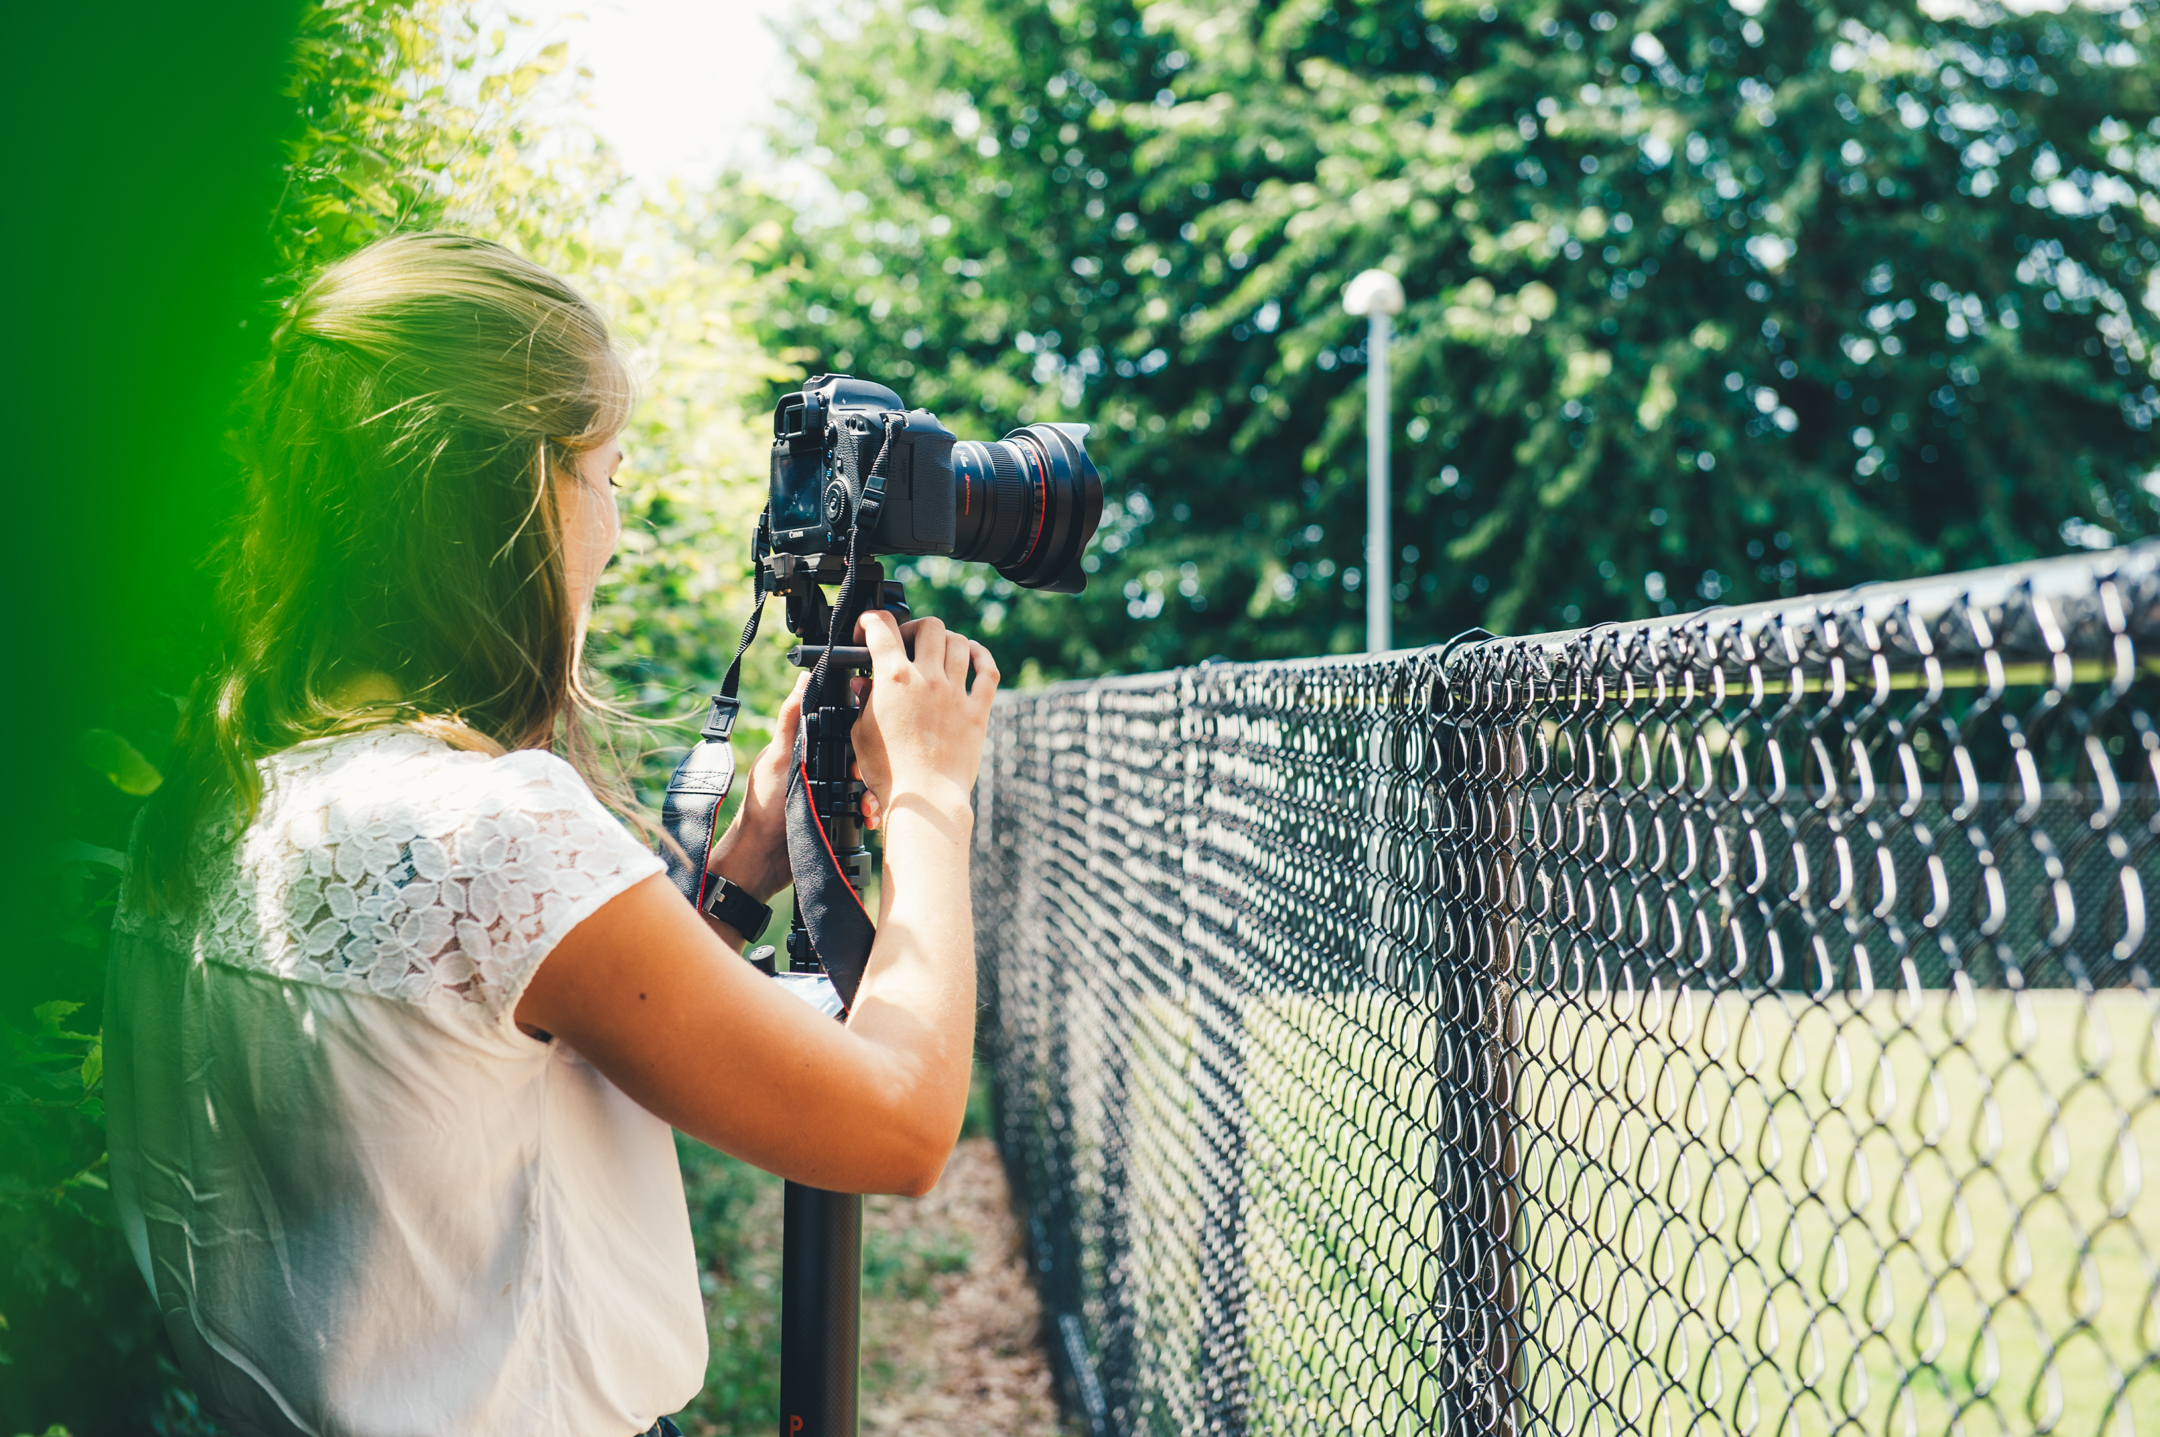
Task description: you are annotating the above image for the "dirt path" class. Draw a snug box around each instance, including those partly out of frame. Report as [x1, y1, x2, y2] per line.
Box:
[857, 1139, 1068, 1436]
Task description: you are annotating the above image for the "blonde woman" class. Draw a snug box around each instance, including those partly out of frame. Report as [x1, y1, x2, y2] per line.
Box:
[106, 233, 995, 1435]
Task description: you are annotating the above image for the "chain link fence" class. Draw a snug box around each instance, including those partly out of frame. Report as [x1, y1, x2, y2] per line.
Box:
[973, 549, 2160, 1437]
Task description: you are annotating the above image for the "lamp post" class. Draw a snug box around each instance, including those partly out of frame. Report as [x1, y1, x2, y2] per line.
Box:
[1343, 269, 1405, 654]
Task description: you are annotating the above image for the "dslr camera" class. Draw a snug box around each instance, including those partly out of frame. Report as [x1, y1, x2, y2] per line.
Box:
[692, 370, 1104, 1003]
[768, 373, 1102, 592]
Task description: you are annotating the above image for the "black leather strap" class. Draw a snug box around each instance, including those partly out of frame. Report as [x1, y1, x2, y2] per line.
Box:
[660, 466, 892, 1013]
[780, 428, 900, 1011]
[660, 517, 771, 906]
[660, 695, 740, 908]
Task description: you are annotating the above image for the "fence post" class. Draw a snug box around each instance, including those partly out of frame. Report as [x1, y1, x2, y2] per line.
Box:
[1480, 655, 1527, 1437]
[1428, 643, 1527, 1437]
[1180, 663, 1255, 1435]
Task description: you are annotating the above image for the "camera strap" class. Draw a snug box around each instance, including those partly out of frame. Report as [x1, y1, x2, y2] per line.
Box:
[658, 514, 772, 909]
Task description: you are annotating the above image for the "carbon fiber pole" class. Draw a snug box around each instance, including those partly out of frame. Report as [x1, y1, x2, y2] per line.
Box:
[780, 1183, 861, 1436]
[772, 557, 904, 1437]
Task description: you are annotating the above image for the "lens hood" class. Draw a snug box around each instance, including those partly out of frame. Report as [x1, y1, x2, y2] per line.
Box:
[993, 423, 1102, 594]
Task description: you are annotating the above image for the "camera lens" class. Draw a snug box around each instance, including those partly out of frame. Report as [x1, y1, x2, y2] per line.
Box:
[950, 424, 1103, 593]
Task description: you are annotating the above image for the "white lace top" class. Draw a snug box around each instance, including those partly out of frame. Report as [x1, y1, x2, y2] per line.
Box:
[105, 728, 706, 1437]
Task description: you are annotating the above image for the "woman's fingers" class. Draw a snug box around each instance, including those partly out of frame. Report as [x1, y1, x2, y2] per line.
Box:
[968, 640, 1001, 709]
[856, 608, 908, 679]
[943, 631, 972, 687]
[900, 615, 947, 676]
[773, 673, 810, 742]
[857, 611, 961, 681]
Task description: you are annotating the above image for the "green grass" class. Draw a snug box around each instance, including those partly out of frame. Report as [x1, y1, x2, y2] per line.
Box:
[674, 1134, 786, 1432]
[1216, 987, 2160, 1437]
[1238, 989, 1447, 1437]
[1518, 988, 2160, 1437]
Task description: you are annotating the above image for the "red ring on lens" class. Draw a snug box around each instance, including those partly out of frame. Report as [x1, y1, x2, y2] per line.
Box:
[1018, 435, 1051, 565]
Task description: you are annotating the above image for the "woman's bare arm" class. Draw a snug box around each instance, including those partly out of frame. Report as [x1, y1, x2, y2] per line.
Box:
[517, 612, 995, 1196]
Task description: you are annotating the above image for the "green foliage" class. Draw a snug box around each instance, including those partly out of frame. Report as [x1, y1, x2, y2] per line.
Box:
[0, 1003, 106, 1201]
[671, 1135, 981, 1437]
[672, 1075, 991, 1434]
[73, 733, 162, 799]
[579, 197, 811, 802]
[0, 1026, 222, 1429]
[675, 1137, 785, 1429]
[273, 4, 809, 784]
[0, 993, 116, 1384]
[753, 0, 1177, 676]
[862, 1222, 973, 1305]
[270, 0, 612, 291]
[755, 0, 2160, 668]
[0, 816, 187, 1431]
[2, 0, 807, 1420]
[7, 0, 294, 1419]
[273, 0, 803, 792]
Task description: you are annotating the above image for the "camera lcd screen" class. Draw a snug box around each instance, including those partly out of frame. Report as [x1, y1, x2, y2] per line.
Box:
[771, 447, 825, 533]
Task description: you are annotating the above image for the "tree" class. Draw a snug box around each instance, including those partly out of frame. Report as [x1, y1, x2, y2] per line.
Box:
[584, 200, 810, 798]
[756, 0, 2159, 671]
[267, 1, 807, 785]
[3, 1, 295, 1427]
[8, 4, 855, 1429]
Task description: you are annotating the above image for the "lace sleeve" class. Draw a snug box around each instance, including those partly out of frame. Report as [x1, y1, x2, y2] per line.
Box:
[419, 749, 667, 1031]
[130, 732, 668, 1036]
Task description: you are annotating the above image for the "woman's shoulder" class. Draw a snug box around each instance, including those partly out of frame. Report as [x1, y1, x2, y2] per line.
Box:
[262, 728, 601, 830]
[252, 727, 648, 897]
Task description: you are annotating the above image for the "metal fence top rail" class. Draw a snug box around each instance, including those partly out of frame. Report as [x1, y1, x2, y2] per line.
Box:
[1001, 543, 2160, 700]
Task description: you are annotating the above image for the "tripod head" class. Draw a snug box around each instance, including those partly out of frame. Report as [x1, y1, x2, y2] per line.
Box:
[655, 494, 918, 1015]
[763, 549, 910, 676]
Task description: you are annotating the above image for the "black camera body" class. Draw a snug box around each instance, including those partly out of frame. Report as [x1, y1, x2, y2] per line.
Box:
[768, 373, 1102, 593]
[769, 375, 956, 558]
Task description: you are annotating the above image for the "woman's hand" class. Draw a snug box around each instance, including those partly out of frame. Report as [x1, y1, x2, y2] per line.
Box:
[705, 673, 809, 906]
[849, 613, 999, 838]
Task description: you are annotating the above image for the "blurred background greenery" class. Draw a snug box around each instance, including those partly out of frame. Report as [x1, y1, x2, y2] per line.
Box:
[3, 0, 2155, 1430]
[761, 0, 2158, 670]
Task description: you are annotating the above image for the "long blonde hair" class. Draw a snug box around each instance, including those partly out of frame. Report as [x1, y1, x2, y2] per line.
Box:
[140, 232, 637, 908]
